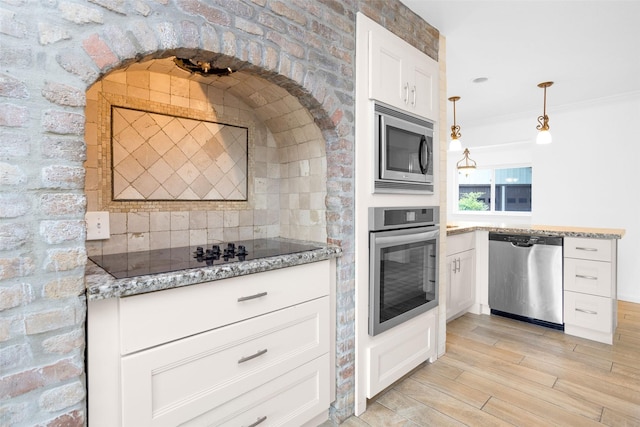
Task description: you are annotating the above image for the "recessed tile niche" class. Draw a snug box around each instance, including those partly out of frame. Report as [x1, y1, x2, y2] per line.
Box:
[84, 58, 328, 256]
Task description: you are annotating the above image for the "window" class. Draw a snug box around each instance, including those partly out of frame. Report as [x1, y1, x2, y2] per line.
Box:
[457, 166, 532, 213]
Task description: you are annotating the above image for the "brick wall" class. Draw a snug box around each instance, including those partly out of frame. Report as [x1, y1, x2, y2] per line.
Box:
[0, 0, 438, 425]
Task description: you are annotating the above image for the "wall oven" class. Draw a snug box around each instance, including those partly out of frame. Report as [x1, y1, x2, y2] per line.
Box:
[369, 206, 439, 336]
[374, 103, 434, 194]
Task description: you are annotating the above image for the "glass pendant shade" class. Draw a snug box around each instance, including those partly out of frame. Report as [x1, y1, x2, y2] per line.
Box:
[449, 137, 462, 151]
[458, 165, 475, 175]
[536, 129, 552, 145]
[456, 148, 476, 175]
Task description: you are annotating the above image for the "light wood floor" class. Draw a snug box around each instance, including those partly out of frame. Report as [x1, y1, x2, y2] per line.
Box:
[332, 301, 640, 426]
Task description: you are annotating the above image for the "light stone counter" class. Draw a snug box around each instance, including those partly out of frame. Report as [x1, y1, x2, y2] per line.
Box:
[446, 222, 625, 240]
[86, 242, 342, 301]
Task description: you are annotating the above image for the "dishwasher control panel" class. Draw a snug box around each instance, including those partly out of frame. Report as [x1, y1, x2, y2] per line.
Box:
[489, 232, 562, 247]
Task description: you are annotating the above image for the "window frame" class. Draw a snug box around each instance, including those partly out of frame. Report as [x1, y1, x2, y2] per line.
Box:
[454, 163, 533, 216]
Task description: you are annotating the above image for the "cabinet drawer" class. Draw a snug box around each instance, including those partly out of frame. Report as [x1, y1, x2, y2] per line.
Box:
[184, 354, 329, 427]
[121, 298, 329, 427]
[447, 232, 474, 256]
[564, 237, 614, 262]
[564, 258, 612, 297]
[119, 260, 330, 354]
[564, 291, 612, 333]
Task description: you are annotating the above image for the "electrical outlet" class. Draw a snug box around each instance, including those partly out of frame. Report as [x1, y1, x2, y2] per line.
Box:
[86, 211, 110, 240]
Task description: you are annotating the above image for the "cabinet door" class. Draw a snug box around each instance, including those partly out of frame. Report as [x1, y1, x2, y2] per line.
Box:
[367, 308, 436, 397]
[369, 30, 407, 110]
[447, 250, 476, 321]
[446, 254, 455, 320]
[410, 56, 438, 120]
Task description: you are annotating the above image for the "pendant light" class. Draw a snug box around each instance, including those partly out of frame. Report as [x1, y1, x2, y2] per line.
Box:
[536, 81, 553, 144]
[448, 96, 462, 151]
[457, 148, 476, 175]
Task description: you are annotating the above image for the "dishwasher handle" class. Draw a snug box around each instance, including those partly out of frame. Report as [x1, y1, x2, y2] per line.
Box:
[511, 236, 539, 247]
[511, 241, 535, 248]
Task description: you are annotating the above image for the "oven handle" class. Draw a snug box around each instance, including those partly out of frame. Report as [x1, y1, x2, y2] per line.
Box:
[374, 230, 439, 246]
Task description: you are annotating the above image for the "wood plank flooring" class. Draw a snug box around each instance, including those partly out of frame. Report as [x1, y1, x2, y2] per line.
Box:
[330, 301, 640, 426]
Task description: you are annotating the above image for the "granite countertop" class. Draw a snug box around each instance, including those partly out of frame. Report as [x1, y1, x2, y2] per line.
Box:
[86, 241, 342, 301]
[446, 221, 625, 239]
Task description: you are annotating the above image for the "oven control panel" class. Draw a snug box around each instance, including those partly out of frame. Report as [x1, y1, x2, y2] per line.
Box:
[369, 206, 439, 231]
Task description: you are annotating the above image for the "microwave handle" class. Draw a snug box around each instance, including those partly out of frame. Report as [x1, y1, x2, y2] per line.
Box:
[379, 115, 387, 169]
[418, 135, 427, 174]
[374, 229, 439, 246]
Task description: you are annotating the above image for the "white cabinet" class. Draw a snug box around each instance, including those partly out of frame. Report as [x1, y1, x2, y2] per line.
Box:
[369, 28, 438, 121]
[563, 237, 617, 344]
[446, 233, 476, 321]
[366, 308, 436, 397]
[88, 260, 334, 427]
[447, 250, 475, 321]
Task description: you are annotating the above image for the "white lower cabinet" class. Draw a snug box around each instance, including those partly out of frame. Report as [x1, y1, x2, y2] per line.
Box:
[446, 233, 476, 321]
[122, 298, 329, 426]
[563, 237, 617, 344]
[366, 308, 436, 397]
[88, 260, 333, 427]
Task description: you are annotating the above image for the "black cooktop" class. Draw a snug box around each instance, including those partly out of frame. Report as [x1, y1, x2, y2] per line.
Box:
[88, 238, 320, 279]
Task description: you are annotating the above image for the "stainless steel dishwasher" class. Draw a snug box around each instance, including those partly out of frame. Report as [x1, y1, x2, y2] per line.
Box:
[488, 233, 564, 329]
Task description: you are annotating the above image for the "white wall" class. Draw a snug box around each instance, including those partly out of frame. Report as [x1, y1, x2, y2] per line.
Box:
[448, 92, 640, 303]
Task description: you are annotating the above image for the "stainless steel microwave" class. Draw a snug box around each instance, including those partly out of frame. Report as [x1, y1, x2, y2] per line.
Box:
[374, 103, 434, 193]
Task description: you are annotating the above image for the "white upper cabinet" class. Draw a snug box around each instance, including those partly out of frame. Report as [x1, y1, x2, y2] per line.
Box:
[369, 29, 438, 121]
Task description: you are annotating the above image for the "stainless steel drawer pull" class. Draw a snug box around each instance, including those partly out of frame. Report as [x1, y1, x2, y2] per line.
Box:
[576, 274, 598, 280]
[575, 247, 598, 252]
[238, 349, 268, 364]
[237, 291, 268, 302]
[244, 416, 267, 427]
[575, 308, 598, 315]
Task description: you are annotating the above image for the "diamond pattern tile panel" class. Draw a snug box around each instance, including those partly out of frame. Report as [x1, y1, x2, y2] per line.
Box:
[112, 107, 248, 201]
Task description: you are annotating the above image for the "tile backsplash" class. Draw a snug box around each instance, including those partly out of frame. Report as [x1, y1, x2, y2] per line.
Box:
[111, 106, 249, 201]
[85, 59, 327, 256]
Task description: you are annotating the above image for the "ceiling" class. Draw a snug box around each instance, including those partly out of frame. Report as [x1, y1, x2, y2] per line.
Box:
[400, 0, 640, 127]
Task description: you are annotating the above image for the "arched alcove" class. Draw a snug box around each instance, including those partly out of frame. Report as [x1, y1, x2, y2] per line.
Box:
[85, 56, 329, 255]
